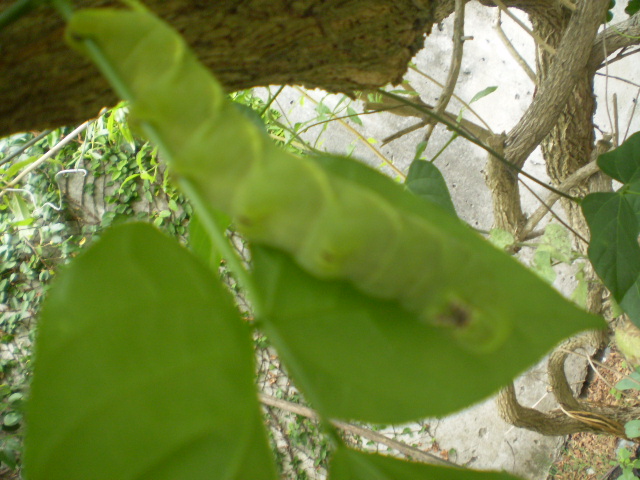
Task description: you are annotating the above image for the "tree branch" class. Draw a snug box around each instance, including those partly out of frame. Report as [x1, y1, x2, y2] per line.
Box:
[258, 393, 457, 468]
[422, 0, 466, 144]
[588, 11, 640, 73]
[504, 0, 610, 169]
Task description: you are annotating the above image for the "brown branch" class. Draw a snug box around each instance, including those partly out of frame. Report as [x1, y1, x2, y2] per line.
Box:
[258, 393, 457, 468]
[422, 0, 467, 144]
[494, 10, 536, 82]
[518, 138, 611, 240]
[485, 133, 526, 232]
[364, 96, 492, 145]
[504, 0, 610, 169]
[498, 330, 640, 439]
[588, 11, 640, 73]
[491, 0, 557, 55]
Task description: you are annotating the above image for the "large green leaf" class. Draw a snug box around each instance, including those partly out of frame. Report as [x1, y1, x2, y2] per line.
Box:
[597, 132, 640, 184]
[24, 223, 276, 480]
[328, 447, 522, 480]
[583, 191, 640, 325]
[405, 160, 457, 216]
[253, 246, 602, 423]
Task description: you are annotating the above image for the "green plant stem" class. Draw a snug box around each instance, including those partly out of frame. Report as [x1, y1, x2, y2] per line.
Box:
[49, 2, 261, 314]
[259, 85, 284, 118]
[178, 178, 263, 315]
[0, 0, 44, 29]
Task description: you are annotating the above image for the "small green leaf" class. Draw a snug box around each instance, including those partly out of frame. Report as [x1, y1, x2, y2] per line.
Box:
[532, 250, 556, 284]
[570, 265, 588, 309]
[3, 412, 21, 427]
[615, 370, 640, 391]
[625, 419, 640, 438]
[469, 86, 498, 104]
[405, 160, 457, 216]
[597, 132, 640, 184]
[488, 228, 515, 250]
[626, 0, 640, 16]
[538, 223, 572, 264]
[2, 156, 38, 181]
[347, 106, 362, 126]
[414, 141, 428, 161]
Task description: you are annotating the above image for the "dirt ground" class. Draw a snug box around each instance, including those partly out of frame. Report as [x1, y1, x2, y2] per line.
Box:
[548, 347, 640, 479]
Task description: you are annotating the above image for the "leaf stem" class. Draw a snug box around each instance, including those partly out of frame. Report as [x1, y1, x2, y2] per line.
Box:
[51, 3, 261, 314]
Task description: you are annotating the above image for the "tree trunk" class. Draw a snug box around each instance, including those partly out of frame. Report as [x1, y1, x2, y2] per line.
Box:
[0, 0, 438, 137]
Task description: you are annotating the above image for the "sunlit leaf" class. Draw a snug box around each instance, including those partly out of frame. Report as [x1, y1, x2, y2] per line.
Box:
[583, 192, 640, 325]
[25, 223, 276, 480]
[597, 132, 640, 184]
[405, 160, 457, 215]
[253, 245, 601, 423]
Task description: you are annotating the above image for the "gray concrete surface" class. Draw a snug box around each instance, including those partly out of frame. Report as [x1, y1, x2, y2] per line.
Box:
[256, 2, 640, 478]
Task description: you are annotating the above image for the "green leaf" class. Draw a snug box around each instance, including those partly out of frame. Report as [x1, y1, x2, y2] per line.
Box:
[253, 246, 601, 423]
[328, 447, 523, 480]
[469, 86, 498, 104]
[187, 211, 228, 271]
[24, 223, 276, 480]
[597, 132, 640, 184]
[626, 0, 640, 16]
[414, 141, 428, 161]
[3, 412, 21, 428]
[615, 370, 640, 391]
[488, 229, 515, 250]
[532, 250, 556, 284]
[625, 419, 640, 438]
[347, 106, 362, 126]
[2, 155, 38, 182]
[582, 192, 640, 324]
[405, 160, 457, 216]
[538, 223, 573, 264]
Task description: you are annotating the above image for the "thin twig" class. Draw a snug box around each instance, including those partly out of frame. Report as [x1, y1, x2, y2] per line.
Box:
[0, 129, 52, 168]
[422, 0, 466, 144]
[494, 10, 536, 82]
[519, 160, 602, 240]
[258, 393, 457, 468]
[294, 87, 404, 178]
[624, 88, 640, 143]
[381, 91, 579, 202]
[491, 0, 557, 55]
[0, 121, 89, 197]
[613, 93, 619, 148]
[595, 72, 640, 89]
[409, 66, 493, 132]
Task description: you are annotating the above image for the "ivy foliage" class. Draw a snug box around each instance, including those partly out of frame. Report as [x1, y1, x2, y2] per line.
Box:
[20, 6, 605, 480]
[0, 104, 191, 474]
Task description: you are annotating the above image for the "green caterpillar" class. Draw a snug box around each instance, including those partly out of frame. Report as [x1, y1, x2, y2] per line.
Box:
[66, 8, 595, 353]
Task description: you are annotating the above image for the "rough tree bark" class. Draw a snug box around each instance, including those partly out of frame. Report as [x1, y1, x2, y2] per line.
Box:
[0, 0, 438, 137]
